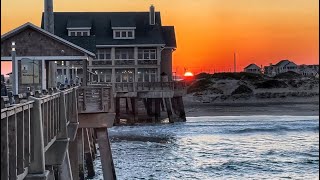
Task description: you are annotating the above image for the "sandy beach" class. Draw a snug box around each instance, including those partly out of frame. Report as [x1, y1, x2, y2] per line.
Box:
[184, 96, 319, 117]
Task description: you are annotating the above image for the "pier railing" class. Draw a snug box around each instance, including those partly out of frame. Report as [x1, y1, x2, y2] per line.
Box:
[77, 85, 112, 113]
[114, 81, 186, 92]
[1, 86, 79, 180]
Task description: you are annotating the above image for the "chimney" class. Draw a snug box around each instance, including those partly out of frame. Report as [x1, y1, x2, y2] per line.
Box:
[44, 0, 54, 33]
[149, 5, 155, 25]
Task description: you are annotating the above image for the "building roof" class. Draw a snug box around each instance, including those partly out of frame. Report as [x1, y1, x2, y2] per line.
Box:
[41, 12, 177, 51]
[1, 22, 95, 57]
[275, 59, 297, 67]
[244, 63, 260, 69]
[162, 26, 177, 48]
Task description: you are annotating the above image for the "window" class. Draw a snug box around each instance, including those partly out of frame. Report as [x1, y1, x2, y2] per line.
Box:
[138, 68, 157, 82]
[68, 30, 90, 36]
[96, 49, 111, 60]
[113, 30, 135, 39]
[115, 31, 121, 38]
[115, 48, 134, 59]
[138, 49, 157, 59]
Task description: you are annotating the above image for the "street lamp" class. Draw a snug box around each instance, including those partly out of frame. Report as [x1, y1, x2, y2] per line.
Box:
[11, 41, 18, 95]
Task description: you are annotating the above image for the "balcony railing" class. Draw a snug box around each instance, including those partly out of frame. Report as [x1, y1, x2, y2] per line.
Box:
[114, 81, 186, 92]
[92, 60, 112, 66]
[114, 60, 135, 66]
[137, 60, 157, 65]
[1, 86, 79, 180]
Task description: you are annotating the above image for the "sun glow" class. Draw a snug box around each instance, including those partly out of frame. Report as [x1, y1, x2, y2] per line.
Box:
[184, 71, 194, 77]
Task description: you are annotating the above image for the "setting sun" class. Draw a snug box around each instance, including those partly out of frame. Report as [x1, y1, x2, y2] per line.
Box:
[184, 71, 194, 77]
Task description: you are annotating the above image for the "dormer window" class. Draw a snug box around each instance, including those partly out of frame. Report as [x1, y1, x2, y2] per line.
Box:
[112, 27, 135, 39]
[67, 27, 91, 36]
[113, 29, 135, 39]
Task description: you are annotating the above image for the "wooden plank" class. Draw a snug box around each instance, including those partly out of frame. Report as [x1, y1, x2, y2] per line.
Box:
[1, 116, 9, 180]
[8, 111, 17, 180]
[16, 110, 25, 175]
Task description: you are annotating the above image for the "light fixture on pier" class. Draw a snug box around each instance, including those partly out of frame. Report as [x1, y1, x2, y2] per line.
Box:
[61, 61, 64, 66]
[54, 61, 57, 64]
[11, 41, 16, 51]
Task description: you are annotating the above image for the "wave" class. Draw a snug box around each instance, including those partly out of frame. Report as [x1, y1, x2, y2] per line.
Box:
[228, 125, 319, 134]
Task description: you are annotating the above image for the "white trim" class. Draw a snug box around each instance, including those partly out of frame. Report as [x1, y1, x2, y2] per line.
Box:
[112, 27, 136, 30]
[1, 56, 89, 61]
[1, 22, 95, 57]
[96, 44, 165, 47]
[67, 27, 91, 30]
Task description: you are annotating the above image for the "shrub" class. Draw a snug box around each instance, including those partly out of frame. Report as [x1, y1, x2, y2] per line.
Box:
[231, 85, 253, 95]
[212, 72, 265, 81]
[254, 80, 288, 89]
[187, 78, 213, 93]
[274, 71, 302, 79]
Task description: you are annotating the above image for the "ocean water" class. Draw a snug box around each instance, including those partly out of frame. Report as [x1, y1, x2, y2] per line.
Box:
[92, 116, 319, 180]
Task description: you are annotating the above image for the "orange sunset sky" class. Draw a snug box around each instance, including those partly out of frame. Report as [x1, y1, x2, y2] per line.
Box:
[1, 0, 319, 75]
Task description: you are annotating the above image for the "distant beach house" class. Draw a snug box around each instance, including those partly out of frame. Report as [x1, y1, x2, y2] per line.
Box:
[41, 5, 177, 86]
[264, 60, 298, 77]
[243, 63, 261, 74]
[299, 64, 319, 77]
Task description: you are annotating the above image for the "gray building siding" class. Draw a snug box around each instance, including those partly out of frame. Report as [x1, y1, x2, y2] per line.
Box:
[161, 49, 173, 81]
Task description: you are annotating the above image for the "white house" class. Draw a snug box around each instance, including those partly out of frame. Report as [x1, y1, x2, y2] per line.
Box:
[243, 63, 261, 74]
[264, 60, 298, 77]
[299, 64, 319, 77]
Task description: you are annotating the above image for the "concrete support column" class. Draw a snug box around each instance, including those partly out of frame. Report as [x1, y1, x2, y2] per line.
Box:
[164, 98, 173, 123]
[115, 97, 120, 124]
[69, 136, 79, 180]
[84, 128, 95, 178]
[58, 150, 73, 180]
[96, 128, 116, 180]
[77, 128, 85, 180]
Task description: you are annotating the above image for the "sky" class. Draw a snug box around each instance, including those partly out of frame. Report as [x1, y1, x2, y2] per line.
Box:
[1, 0, 319, 75]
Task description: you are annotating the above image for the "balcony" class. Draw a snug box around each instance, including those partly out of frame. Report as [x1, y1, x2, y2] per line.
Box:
[92, 60, 112, 66]
[137, 60, 157, 65]
[114, 60, 135, 66]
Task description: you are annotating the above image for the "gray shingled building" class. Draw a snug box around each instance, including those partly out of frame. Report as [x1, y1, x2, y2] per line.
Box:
[41, 5, 177, 85]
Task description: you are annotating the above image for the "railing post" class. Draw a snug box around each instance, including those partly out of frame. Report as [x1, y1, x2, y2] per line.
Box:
[71, 87, 78, 123]
[28, 97, 46, 174]
[57, 91, 68, 139]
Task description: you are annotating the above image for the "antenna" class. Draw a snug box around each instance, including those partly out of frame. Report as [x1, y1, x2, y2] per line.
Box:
[234, 52, 236, 73]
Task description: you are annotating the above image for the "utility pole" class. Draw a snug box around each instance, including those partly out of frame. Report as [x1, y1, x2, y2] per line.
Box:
[234, 52, 236, 73]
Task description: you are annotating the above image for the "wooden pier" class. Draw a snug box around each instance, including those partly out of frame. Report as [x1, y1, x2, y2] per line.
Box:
[1, 85, 116, 180]
[112, 81, 187, 124]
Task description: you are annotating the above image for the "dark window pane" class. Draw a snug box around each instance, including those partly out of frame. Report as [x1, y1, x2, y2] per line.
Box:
[115, 31, 120, 37]
[128, 31, 133, 37]
[70, 32, 76, 36]
[105, 54, 111, 59]
[138, 52, 143, 59]
[77, 32, 81, 36]
[121, 31, 126, 37]
[150, 53, 156, 59]
[99, 53, 105, 59]
[144, 52, 149, 59]
[83, 31, 88, 36]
